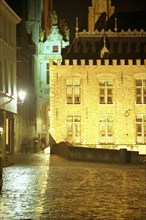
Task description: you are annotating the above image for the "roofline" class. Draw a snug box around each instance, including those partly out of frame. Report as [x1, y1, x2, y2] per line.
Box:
[0, 0, 21, 24]
[77, 29, 146, 38]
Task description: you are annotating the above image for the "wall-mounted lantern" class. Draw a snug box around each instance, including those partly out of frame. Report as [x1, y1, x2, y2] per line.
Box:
[17, 90, 26, 105]
[0, 127, 3, 140]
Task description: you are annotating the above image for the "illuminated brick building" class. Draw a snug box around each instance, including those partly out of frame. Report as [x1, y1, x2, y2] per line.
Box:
[49, 0, 146, 154]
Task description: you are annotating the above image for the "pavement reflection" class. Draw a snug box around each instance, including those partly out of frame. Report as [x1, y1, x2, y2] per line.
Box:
[0, 153, 145, 220]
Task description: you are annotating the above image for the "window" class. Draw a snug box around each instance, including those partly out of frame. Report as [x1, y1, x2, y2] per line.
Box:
[99, 114, 114, 143]
[66, 79, 81, 104]
[136, 79, 146, 104]
[46, 63, 49, 84]
[99, 80, 113, 104]
[136, 115, 146, 143]
[53, 45, 58, 52]
[66, 115, 81, 143]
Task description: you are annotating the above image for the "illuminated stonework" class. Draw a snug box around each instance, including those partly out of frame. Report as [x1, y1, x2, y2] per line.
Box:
[50, 59, 146, 154]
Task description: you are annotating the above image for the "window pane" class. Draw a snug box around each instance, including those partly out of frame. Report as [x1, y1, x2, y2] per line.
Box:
[73, 79, 80, 85]
[136, 124, 142, 133]
[67, 96, 73, 104]
[74, 116, 81, 122]
[66, 116, 73, 122]
[74, 96, 80, 104]
[107, 80, 113, 86]
[107, 89, 112, 95]
[136, 115, 142, 122]
[99, 115, 106, 122]
[100, 97, 105, 104]
[66, 79, 73, 85]
[136, 79, 142, 86]
[136, 88, 141, 94]
[99, 80, 105, 86]
[74, 87, 80, 94]
[67, 87, 73, 95]
[107, 115, 114, 122]
[107, 97, 112, 104]
[136, 97, 142, 104]
[100, 89, 104, 95]
[143, 80, 146, 86]
[108, 124, 113, 133]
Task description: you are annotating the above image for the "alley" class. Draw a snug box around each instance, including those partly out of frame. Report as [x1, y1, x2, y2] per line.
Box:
[0, 153, 146, 220]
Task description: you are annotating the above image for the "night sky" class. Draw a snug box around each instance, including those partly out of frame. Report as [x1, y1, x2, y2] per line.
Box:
[5, 0, 146, 40]
[53, 0, 91, 40]
[5, 0, 91, 40]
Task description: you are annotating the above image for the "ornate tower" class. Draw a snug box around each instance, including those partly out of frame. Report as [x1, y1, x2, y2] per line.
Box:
[88, 0, 115, 31]
[42, 0, 53, 40]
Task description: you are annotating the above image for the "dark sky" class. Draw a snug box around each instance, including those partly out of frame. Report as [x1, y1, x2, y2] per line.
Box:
[5, 0, 91, 40]
[53, 0, 91, 39]
[5, 0, 146, 40]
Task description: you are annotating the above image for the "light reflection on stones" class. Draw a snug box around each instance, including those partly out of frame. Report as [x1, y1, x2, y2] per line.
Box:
[0, 154, 145, 219]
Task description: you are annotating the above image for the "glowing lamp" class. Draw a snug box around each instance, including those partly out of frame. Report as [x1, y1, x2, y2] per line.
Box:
[18, 90, 26, 104]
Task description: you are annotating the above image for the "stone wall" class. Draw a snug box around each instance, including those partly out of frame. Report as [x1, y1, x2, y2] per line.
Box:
[51, 142, 139, 164]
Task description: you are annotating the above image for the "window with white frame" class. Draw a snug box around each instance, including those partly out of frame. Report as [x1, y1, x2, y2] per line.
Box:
[136, 114, 146, 143]
[99, 114, 114, 143]
[66, 115, 81, 143]
[99, 80, 113, 104]
[136, 79, 146, 104]
[66, 79, 81, 104]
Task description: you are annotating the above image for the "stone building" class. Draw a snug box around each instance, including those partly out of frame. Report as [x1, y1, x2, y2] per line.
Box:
[49, 0, 146, 154]
[36, 10, 69, 146]
[0, 0, 21, 153]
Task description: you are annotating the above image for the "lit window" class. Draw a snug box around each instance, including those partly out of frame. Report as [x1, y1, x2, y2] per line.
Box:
[136, 114, 146, 143]
[99, 80, 113, 104]
[66, 79, 81, 104]
[136, 79, 146, 104]
[53, 45, 58, 52]
[99, 114, 114, 143]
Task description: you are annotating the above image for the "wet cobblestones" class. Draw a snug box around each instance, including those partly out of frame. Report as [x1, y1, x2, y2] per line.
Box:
[0, 153, 146, 219]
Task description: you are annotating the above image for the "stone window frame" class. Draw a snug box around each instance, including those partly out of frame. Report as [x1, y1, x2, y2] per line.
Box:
[99, 114, 114, 144]
[135, 79, 146, 104]
[66, 78, 81, 104]
[66, 114, 81, 144]
[99, 80, 113, 104]
[136, 114, 146, 144]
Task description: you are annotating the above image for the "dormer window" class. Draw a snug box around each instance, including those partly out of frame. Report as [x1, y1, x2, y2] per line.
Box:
[53, 45, 58, 52]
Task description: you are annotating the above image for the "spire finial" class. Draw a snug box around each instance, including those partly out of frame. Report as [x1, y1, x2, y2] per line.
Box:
[75, 17, 79, 38]
[100, 37, 110, 58]
[114, 17, 118, 32]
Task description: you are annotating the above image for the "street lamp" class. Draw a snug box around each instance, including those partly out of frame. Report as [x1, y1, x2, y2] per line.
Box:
[18, 90, 26, 105]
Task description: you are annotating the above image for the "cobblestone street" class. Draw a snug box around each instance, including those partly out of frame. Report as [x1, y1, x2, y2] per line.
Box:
[0, 153, 146, 220]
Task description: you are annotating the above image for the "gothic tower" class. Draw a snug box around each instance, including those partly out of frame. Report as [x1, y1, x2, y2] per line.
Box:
[88, 0, 115, 31]
[42, 0, 53, 40]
